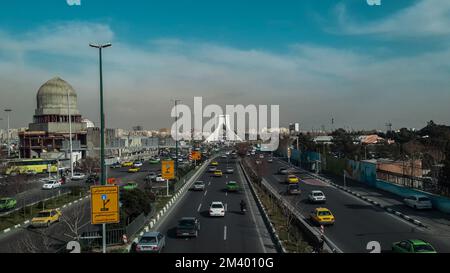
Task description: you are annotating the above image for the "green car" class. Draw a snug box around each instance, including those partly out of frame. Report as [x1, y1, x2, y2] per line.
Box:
[149, 158, 160, 164]
[0, 198, 17, 211]
[392, 239, 437, 253]
[226, 181, 240, 192]
[123, 182, 139, 191]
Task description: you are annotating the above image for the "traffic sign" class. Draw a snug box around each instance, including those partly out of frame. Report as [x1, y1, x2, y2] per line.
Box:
[191, 151, 201, 161]
[91, 185, 120, 225]
[162, 160, 175, 180]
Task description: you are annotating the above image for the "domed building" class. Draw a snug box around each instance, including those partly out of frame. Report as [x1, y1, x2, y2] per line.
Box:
[19, 77, 88, 159]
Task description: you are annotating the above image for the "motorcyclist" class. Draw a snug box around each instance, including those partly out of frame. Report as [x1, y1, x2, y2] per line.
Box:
[240, 200, 247, 212]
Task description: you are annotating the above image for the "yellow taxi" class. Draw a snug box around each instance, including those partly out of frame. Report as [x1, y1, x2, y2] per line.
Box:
[128, 167, 140, 173]
[122, 161, 133, 167]
[310, 208, 335, 226]
[211, 161, 219, 166]
[286, 175, 300, 184]
[31, 209, 62, 228]
[213, 170, 223, 177]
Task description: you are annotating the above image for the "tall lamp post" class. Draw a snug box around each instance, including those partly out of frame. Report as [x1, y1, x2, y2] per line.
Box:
[4, 109, 12, 158]
[173, 99, 182, 177]
[67, 89, 74, 178]
[89, 42, 111, 255]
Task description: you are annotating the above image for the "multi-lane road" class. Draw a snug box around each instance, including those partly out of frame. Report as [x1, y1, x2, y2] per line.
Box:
[154, 156, 276, 253]
[249, 155, 450, 253]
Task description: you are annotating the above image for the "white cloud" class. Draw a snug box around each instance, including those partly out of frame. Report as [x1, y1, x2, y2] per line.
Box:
[0, 21, 449, 131]
[335, 0, 450, 39]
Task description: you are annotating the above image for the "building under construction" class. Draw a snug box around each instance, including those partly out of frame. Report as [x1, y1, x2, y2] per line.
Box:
[19, 77, 88, 159]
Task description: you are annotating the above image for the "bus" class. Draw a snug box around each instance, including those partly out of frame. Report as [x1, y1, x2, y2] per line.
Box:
[5, 159, 60, 175]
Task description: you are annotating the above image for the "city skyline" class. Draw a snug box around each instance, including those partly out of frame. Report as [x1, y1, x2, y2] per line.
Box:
[1, 0, 450, 131]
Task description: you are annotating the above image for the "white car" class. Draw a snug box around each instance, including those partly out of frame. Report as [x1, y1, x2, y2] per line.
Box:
[155, 175, 165, 182]
[308, 190, 326, 203]
[404, 195, 433, 210]
[209, 202, 226, 217]
[42, 180, 62, 190]
[71, 173, 86, 180]
[133, 162, 143, 168]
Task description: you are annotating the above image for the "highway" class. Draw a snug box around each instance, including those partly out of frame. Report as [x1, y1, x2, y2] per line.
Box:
[0, 162, 159, 253]
[249, 155, 450, 253]
[154, 156, 276, 253]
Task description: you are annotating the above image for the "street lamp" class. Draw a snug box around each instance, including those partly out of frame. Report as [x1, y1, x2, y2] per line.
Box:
[67, 88, 74, 178]
[89, 43, 112, 186]
[90, 42, 111, 255]
[4, 109, 12, 158]
[172, 99, 182, 177]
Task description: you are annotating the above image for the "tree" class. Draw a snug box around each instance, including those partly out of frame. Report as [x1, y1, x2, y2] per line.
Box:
[120, 188, 152, 223]
[439, 142, 450, 196]
[78, 157, 100, 174]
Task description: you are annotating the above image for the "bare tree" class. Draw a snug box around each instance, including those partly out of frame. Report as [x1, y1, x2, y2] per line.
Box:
[78, 157, 100, 174]
[61, 201, 89, 242]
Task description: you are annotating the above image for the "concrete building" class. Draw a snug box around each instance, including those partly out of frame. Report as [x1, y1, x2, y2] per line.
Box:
[19, 77, 87, 159]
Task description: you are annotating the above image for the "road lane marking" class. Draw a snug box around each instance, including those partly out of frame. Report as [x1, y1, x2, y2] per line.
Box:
[224, 226, 227, 240]
[225, 203, 227, 211]
[204, 190, 208, 196]
[197, 203, 202, 212]
[226, 192, 228, 197]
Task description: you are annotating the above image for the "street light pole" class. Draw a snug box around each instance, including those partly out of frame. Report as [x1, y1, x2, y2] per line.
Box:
[173, 100, 182, 177]
[67, 91, 74, 178]
[90, 42, 111, 255]
[4, 109, 12, 158]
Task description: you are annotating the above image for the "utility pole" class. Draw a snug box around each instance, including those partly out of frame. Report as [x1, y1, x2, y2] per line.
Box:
[173, 100, 182, 178]
[67, 90, 74, 178]
[4, 109, 12, 158]
[90, 42, 112, 254]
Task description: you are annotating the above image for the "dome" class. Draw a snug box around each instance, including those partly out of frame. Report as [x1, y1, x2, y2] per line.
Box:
[82, 118, 95, 128]
[35, 77, 80, 116]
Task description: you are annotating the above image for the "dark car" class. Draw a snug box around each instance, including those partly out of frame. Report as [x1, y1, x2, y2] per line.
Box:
[86, 174, 99, 184]
[287, 184, 301, 195]
[278, 167, 288, 175]
[176, 217, 200, 238]
[110, 162, 121, 169]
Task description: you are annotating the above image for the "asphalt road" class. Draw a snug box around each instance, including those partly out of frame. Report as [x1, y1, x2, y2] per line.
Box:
[156, 156, 273, 253]
[250, 155, 450, 253]
[0, 162, 161, 253]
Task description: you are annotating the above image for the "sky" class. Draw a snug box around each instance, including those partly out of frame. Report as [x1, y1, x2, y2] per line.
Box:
[0, 0, 449, 132]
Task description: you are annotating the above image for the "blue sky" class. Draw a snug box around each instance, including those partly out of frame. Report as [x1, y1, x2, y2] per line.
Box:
[0, 0, 449, 131]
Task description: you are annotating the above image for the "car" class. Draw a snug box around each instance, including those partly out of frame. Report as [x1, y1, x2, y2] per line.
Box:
[149, 158, 160, 164]
[308, 190, 326, 203]
[310, 208, 335, 226]
[133, 162, 143, 168]
[286, 175, 300, 184]
[213, 170, 223, 177]
[221, 155, 227, 159]
[31, 209, 62, 228]
[209, 202, 226, 217]
[392, 239, 437, 253]
[259, 154, 264, 159]
[154, 174, 165, 182]
[123, 182, 138, 191]
[71, 173, 86, 181]
[0, 198, 17, 211]
[42, 179, 62, 190]
[404, 195, 433, 210]
[135, 232, 166, 253]
[278, 167, 288, 175]
[122, 161, 133, 167]
[110, 162, 121, 169]
[208, 166, 218, 172]
[128, 167, 141, 173]
[176, 217, 200, 238]
[267, 158, 273, 163]
[192, 181, 206, 191]
[86, 174, 99, 184]
[145, 172, 158, 181]
[226, 181, 239, 192]
[287, 184, 301, 195]
[211, 161, 219, 166]
[225, 167, 234, 174]
[25, 170, 37, 176]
